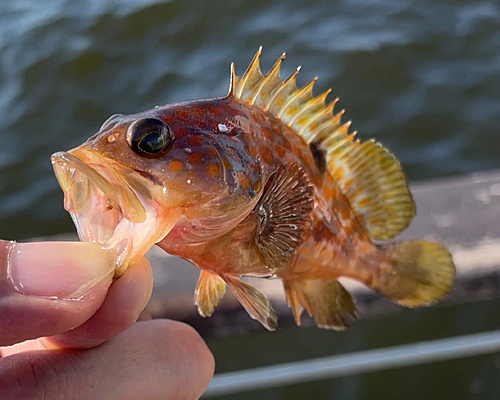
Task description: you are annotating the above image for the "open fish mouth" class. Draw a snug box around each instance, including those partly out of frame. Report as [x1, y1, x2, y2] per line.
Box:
[51, 148, 177, 276]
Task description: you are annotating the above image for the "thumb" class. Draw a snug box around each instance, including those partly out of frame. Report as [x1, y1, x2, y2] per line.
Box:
[0, 240, 114, 346]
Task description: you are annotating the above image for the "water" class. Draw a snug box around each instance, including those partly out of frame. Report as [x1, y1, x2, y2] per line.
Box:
[0, 0, 499, 239]
[1, 2, 500, 399]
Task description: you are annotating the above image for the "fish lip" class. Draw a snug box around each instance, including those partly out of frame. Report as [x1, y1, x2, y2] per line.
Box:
[51, 148, 177, 276]
[51, 150, 146, 223]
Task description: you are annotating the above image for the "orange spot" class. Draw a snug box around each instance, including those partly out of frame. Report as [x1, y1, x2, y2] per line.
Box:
[343, 178, 354, 191]
[333, 168, 344, 181]
[206, 162, 221, 177]
[308, 121, 318, 131]
[169, 159, 184, 172]
[207, 147, 219, 159]
[311, 174, 322, 187]
[302, 155, 312, 168]
[236, 172, 251, 189]
[340, 208, 351, 221]
[260, 146, 274, 164]
[296, 116, 308, 126]
[187, 152, 203, 165]
[358, 197, 371, 208]
[261, 127, 274, 140]
[323, 185, 333, 199]
[276, 144, 286, 158]
[284, 139, 293, 151]
[294, 146, 302, 158]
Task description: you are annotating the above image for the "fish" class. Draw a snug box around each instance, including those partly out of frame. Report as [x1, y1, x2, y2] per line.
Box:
[51, 48, 456, 331]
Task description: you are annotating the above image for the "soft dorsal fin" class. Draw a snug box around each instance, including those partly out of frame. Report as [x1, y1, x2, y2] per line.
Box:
[229, 48, 415, 241]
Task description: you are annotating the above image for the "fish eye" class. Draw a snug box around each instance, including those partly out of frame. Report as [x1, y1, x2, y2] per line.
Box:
[126, 118, 174, 156]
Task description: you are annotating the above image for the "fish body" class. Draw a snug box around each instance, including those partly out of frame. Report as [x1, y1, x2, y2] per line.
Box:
[52, 49, 455, 330]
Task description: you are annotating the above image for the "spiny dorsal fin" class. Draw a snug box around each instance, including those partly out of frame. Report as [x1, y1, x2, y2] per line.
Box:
[229, 48, 415, 241]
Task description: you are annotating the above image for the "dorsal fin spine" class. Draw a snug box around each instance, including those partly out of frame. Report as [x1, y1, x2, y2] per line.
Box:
[299, 98, 338, 140]
[310, 110, 344, 144]
[230, 49, 416, 241]
[237, 46, 263, 99]
[266, 68, 300, 112]
[229, 63, 238, 96]
[277, 77, 317, 119]
[250, 53, 286, 105]
[323, 121, 352, 148]
[290, 89, 332, 128]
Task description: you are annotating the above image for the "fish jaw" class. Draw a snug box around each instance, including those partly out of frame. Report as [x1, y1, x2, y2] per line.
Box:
[51, 147, 180, 277]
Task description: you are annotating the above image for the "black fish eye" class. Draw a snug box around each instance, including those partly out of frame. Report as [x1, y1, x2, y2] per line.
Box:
[126, 118, 173, 156]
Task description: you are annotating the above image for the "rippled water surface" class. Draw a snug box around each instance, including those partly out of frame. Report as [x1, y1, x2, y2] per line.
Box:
[0, 0, 499, 240]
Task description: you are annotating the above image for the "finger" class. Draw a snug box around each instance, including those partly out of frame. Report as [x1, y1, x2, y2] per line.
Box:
[0, 320, 215, 400]
[1, 338, 46, 358]
[137, 308, 153, 321]
[0, 240, 115, 346]
[45, 256, 153, 349]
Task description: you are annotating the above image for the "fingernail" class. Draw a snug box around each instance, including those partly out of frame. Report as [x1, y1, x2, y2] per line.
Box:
[6, 242, 115, 299]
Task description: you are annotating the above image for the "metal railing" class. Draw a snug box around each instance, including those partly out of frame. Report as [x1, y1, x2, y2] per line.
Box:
[204, 330, 500, 397]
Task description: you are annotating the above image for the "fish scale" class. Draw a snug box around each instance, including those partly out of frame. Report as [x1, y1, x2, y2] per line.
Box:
[51, 49, 456, 331]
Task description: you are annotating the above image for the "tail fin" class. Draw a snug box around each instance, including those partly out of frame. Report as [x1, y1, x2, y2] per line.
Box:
[375, 241, 455, 307]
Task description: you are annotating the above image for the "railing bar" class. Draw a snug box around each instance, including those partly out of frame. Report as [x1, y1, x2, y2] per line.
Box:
[204, 330, 500, 397]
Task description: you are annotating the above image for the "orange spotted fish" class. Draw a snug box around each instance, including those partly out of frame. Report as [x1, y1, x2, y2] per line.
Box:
[51, 49, 455, 330]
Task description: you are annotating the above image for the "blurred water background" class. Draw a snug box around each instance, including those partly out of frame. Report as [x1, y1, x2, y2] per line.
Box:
[1, 1, 500, 399]
[0, 0, 499, 240]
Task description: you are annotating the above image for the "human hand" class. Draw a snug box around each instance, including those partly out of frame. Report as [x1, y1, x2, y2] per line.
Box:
[0, 240, 214, 399]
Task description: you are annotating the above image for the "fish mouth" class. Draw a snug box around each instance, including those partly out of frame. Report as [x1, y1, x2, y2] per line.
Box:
[51, 148, 178, 276]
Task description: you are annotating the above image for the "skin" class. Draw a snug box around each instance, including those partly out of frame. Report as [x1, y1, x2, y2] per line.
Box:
[51, 51, 452, 331]
[0, 239, 214, 400]
[77, 96, 376, 279]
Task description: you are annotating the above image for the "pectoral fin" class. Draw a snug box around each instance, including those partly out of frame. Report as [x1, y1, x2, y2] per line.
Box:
[224, 275, 278, 331]
[284, 279, 357, 330]
[194, 270, 226, 317]
[256, 162, 314, 271]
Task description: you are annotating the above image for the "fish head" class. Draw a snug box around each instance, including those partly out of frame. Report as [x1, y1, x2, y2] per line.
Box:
[51, 103, 263, 275]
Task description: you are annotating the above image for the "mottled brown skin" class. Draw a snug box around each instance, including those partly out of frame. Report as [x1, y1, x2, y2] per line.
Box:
[141, 97, 381, 285]
[79, 92, 385, 302]
[52, 48, 456, 330]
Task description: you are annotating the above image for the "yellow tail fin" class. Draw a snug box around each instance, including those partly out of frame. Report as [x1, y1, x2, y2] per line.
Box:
[375, 241, 455, 307]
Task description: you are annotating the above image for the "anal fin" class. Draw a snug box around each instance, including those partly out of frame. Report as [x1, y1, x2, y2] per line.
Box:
[224, 275, 278, 331]
[284, 279, 357, 330]
[194, 270, 226, 317]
